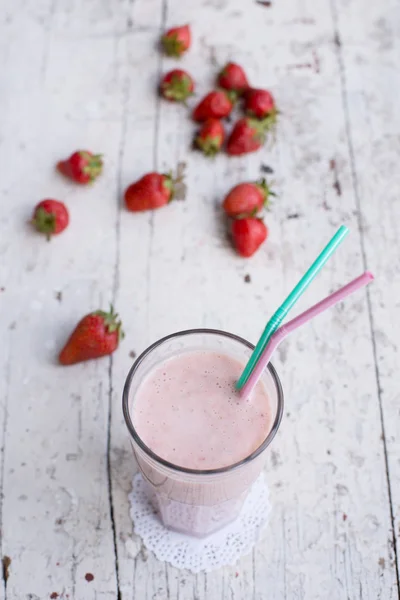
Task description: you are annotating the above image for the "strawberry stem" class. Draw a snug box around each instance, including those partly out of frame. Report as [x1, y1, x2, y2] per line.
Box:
[256, 177, 276, 206]
[163, 165, 187, 201]
[94, 305, 124, 342]
[32, 207, 56, 240]
[196, 136, 222, 157]
[258, 108, 278, 130]
[224, 89, 238, 105]
[162, 34, 185, 57]
[81, 152, 103, 183]
[162, 74, 193, 102]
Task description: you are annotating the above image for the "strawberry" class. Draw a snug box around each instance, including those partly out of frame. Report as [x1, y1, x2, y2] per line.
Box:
[217, 62, 249, 94]
[160, 69, 194, 103]
[223, 179, 274, 217]
[244, 88, 277, 121]
[32, 199, 69, 240]
[59, 306, 124, 365]
[192, 90, 235, 122]
[226, 117, 270, 156]
[162, 24, 191, 57]
[125, 172, 176, 212]
[195, 118, 225, 156]
[57, 150, 103, 184]
[231, 218, 268, 258]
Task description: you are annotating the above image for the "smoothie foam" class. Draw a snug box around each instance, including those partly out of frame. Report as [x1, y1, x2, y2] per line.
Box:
[133, 350, 272, 470]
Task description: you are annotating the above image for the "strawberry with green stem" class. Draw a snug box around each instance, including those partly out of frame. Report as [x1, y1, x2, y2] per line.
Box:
[59, 306, 124, 365]
[125, 166, 186, 212]
[162, 24, 191, 57]
[31, 199, 69, 240]
[226, 116, 274, 156]
[57, 150, 103, 184]
[223, 179, 275, 217]
[161, 69, 194, 103]
[192, 90, 235, 122]
[244, 88, 277, 121]
[217, 62, 249, 94]
[195, 118, 225, 156]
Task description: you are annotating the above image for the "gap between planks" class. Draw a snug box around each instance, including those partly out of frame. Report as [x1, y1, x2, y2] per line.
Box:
[106, 1, 170, 599]
[0, 342, 11, 600]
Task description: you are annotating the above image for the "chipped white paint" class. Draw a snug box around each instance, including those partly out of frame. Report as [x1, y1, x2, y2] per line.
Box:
[0, 1, 399, 599]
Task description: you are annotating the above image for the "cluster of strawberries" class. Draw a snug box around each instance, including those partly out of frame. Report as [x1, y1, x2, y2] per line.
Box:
[222, 179, 274, 257]
[126, 24, 277, 257]
[31, 151, 103, 239]
[159, 25, 277, 157]
[29, 24, 277, 365]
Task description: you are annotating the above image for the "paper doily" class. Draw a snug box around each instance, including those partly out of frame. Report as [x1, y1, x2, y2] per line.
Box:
[129, 472, 272, 572]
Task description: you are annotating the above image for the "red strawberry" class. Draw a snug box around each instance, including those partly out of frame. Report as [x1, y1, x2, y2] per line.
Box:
[161, 69, 194, 103]
[244, 88, 277, 121]
[195, 118, 225, 156]
[59, 306, 124, 365]
[192, 90, 235, 122]
[162, 24, 191, 57]
[31, 199, 69, 240]
[223, 179, 274, 217]
[125, 172, 175, 212]
[57, 150, 103, 184]
[231, 218, 268, 257]
[226, 117, 270, 156]
[217, 62, 249, 94]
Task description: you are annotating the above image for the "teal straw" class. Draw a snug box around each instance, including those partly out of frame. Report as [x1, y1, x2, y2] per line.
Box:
[236, 225, 349, 390]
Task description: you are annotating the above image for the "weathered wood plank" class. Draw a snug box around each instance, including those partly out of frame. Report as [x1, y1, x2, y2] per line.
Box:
[107, 2, 165, 598]
[331, 0, 400, 585]
[0, 0, 134, 597]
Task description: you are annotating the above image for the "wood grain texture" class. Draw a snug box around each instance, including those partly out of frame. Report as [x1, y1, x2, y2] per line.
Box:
[331, 0, 400, 585]
[0, 0, 127, 597]
[0, 0, 399, 598]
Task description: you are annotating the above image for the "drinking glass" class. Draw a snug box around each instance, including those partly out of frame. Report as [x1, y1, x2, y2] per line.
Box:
[123, 329, 284, 537]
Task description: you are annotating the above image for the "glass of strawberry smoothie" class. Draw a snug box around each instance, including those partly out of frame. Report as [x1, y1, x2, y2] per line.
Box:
[123, 329, 283, 537]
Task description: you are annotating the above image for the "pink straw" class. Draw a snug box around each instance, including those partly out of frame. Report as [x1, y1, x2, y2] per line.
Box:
[240, 271, 374, 399]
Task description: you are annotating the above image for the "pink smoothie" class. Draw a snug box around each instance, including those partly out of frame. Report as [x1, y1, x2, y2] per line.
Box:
[132, 350, 272, 470]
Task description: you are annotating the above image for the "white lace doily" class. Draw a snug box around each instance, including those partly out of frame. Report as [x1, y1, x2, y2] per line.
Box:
[129, 472, 272, 572]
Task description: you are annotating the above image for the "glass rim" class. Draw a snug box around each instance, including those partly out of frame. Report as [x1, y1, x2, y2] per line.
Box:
[122, 328, 284, 476]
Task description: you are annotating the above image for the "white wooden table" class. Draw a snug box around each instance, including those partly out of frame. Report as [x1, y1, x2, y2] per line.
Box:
[1, 0, 399, 598]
